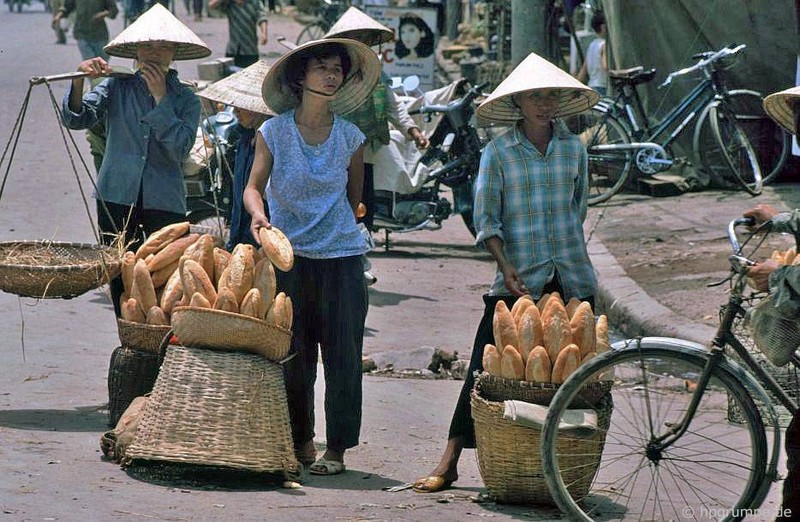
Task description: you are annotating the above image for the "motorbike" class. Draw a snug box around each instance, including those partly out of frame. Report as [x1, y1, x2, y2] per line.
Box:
[369, 76, 489, 249]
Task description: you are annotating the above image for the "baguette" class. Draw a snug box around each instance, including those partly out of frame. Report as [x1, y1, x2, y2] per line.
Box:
[565, 297, 582, 318]
[481, 344, 502, 377]
[500, 345, 525, 380]
[147, 233, 199, 273]
[258, 226, 294, 272]
[240, 287, 264, 319]
[570, 301, 596, 357]
[135, 221, 190, 259]
[121, 297, 146, 323]
[121, 251, 136, 294]
[525, 345, 551, 383]
[266, 292, 287, 327]
[542, 297, 572, 363]
[160, 266, 184, 315]
[213, 286, 240, 313]
[492, 300, 519, 353]
[145, 305, 169, 326]
[551, 344, 580, 384]
[284, 295, 293, 327]
[510, 294, 534, 321]
[537, 291, 562, 312]
[517, 305, 543, 362]
[226, 243, 256, 304]
[131, 258, 158, 315]
[252, 258, 277, 308]
[189, 291, 211, 308]
[595, 314, 610, 353]
[179, 257, 217, 305]
[190, 234, 216, 281]
[150, 261, 179, 290]
[213, 247, 232, 286]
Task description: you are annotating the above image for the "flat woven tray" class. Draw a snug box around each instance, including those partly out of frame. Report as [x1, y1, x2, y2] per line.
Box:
[0, 240, 121, 299]
[125, 344, 300, 477]
[171, 306, 291, 362]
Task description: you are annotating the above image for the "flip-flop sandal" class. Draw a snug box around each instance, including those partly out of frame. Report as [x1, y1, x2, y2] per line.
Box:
[412, 475, 454, 493]
[308, 458, 345, 475]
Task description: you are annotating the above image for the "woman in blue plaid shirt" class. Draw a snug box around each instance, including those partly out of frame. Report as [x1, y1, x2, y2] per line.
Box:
[413, 52, 600, 494]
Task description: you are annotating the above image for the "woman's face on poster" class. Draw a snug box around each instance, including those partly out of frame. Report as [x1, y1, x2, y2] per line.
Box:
[400, 23, 423, 52]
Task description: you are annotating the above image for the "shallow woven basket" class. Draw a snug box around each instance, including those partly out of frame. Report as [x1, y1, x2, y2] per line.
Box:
[477, 372, 612, 408]
[0, 240, 121, 299]
[125, 344, 300, 477]
[472, 376, 613, 506]
[117, 318, 172, 354]
[171, 306, 291, 362]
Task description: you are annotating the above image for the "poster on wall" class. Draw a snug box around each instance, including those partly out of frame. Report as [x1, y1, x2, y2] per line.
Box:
[365, 5, 438, 91]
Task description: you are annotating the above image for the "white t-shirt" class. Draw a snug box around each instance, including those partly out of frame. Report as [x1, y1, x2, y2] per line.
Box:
[586, 37, 608, 90]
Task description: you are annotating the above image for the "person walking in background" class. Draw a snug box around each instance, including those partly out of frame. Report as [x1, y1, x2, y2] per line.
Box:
[52, 0, 118, 61]
[50, 0, 68, 44]
[59, 4, 211, 316]
[742, 85, 800, 521]
[197, 60, 276, 250]
[576, 10, 608, 96]
[244, 39, 380, 475]
[207, 0, 269, 68]
[413, 52, 600, 493]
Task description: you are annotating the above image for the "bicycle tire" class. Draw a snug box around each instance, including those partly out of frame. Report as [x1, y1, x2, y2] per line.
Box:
[709, 103, 763, 195]
[295, 22, 327, 45]
[541, 339, 768, 522]
[695, 90, 790, 185]
[567, 106, 633, 205]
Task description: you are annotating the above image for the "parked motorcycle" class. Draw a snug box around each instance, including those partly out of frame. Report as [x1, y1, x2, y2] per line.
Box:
[369, 77, 489, 249]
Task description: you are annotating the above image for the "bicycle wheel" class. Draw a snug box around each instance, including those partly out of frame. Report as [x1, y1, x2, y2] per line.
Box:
[541, 339, 768, 522]
[295, 22, 327, 45]
[708, 103, 763, 195]
[568, 107, 633, 205]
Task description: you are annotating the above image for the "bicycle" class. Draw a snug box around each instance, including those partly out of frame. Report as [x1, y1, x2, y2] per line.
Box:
[295, 0, 349, 45]
[570, 44, 789, 205]
[540, 216, 800, 520]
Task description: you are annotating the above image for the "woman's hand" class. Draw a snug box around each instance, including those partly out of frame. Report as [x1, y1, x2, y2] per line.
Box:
[747, 259, 779, 292]
[501, 263, 528, 297]
[743, 204, 780, 226]
[409, 127, 429, 149]
[77, 57, 112, 78]
[139, 62, 168, 104]
[250, 214, 271, 245]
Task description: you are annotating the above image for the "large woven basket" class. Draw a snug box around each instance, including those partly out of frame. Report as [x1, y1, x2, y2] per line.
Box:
[171, 306, 291, 362]
[117, 318, 172, 354]
[107, 345, 160, 427]
[125, 344, 300, 477]
[472, 375, 613, 506]
[0, 240, 121, 299]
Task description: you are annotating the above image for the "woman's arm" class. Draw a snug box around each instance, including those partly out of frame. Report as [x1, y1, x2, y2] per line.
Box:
[346, 145, 365, 213]
[244, 134, 274, 242]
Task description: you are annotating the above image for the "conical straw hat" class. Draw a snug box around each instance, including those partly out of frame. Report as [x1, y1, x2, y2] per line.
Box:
[198, 60, 276, 116]
[763, 86, 800, 135]
[104, 3, 211, 61]
[324, 6, 394, 47]
[262, 38, 381, 115]
[476, 52, 600, 125]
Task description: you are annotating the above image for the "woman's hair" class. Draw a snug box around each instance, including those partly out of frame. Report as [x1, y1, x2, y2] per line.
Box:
[591, 11, 606, 33]
[394, 13, 435, 60]
[284, 42, 353, 99]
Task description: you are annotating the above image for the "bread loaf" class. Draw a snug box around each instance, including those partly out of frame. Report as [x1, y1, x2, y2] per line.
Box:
[226, 243, 255, 304]
[135, 221, 190, 259]
[252, 258, 277, 308]
[213, 286, 239, 313]
[258, 226, 294, 272]
[570, 301, 596, 357]
[537, 291, 562, 312]
[492, 300, 519, 353]
[213, 247, 231, 286]
[784, 247, 797, 265]
[179, 257, 217, 305]
[240, 288, 264, 319]
[551, 344, 580, 384]
[482, 344, 502, 376]
[510, 295, 534, 320]
[189, 291, 211, 308]
[266, 292, 287, 327]
[500, 345, 525, 380]
[525, 345, 551, 383]
[150, 261, 179, 290]
[121, 251, 136, 294]
[565, 297, 582, 318]
[147, 233, 199, 273]
[160, 266, 184, 315]
[595, 314, 610, 353]
[131, 258, 158, 314]
[189, 234, 216, 280]
[145, 305, 169, 326]
[517, 305, 543, 362]
[121, 297, 146, 323]
[542, 297, 571, 363]
[284, 295, 293, 328]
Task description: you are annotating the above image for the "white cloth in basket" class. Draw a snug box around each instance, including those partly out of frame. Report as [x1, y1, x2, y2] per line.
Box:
[503, 400, 598, 436]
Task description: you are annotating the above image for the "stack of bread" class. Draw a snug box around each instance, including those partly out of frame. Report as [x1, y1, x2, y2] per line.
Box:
[770, 247, 800, 266]
[482, 293, 610, 384]
[118, 222, 294, 330]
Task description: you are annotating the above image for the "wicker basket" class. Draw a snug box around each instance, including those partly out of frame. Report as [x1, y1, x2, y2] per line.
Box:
[117, 318, 172, 354]
[0, 240, 121, 299]
[125, 344, 300, 478]
[171, 306, 291, 362]
[107, 346, 160, 427]
[472, 375, 613, 506]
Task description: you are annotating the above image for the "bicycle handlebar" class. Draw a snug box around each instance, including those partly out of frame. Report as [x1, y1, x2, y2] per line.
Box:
[409, 81, 490, 116]
[659, 44, 746, 89]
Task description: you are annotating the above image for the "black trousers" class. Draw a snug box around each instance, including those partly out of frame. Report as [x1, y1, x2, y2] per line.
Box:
[447, 277, 594, 448]
[361, 163, 375, 230]
[276, 255, 368, 452]
[96, 200, 185, 317]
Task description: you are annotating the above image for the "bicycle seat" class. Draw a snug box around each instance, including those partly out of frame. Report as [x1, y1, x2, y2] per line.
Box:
[609, 67, 657, 87]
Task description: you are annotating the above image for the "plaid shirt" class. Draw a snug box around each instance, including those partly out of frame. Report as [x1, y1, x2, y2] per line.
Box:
[474, 121, 597, 299]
